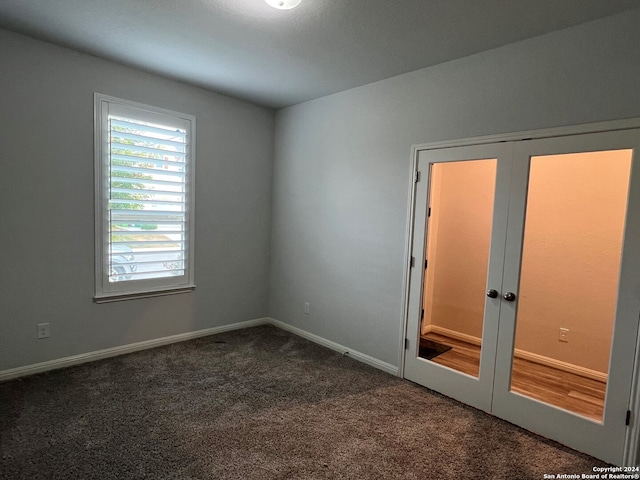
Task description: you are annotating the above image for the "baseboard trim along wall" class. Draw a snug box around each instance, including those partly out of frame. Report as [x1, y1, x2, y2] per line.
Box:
[3, 318, 606, 383]
[426, 324, 608, 383]
[0, 318, 268, 382]
[268, 318, 399, 376]
[0, 317, 399, 382]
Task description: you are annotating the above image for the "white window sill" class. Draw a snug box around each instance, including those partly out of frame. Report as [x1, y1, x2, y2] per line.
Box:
[94, 285, 195, 303]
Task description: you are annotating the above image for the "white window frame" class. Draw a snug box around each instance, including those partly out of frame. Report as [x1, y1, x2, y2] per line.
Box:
[94, 93, 196, 301]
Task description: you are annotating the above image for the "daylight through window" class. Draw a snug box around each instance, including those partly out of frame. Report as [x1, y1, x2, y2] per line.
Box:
[95, 94, 195, 299]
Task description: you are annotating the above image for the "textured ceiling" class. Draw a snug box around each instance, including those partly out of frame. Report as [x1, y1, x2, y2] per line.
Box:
[0, 0, 638, 108]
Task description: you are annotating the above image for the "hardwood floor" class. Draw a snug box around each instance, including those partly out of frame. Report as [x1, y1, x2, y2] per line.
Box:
[422, 333, 606, 421]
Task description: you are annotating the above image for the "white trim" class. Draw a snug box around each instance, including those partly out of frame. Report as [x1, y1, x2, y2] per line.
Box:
[94, 286, 195, 303]
[412, 117, 640, 153]
[0, 318, 399, 382]
[268, 318, 399, 376]
[624, 314, 640, 466]
[514, 349, 608, 384]
[426, 325, 608, 383]
[425, 325, 481, 347]
[398, 144, 421, 378]
[0, 318, 269, 382]
[93, 93, 196, 300]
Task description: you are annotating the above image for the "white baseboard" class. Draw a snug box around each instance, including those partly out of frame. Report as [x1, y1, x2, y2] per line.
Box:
[0, 318, 269, 382]
[426, 324, 482, 347]
[514, 349, 608, 383]
[0, 317, 399, 381]
[267, 318, 399, 376]
[425, 324, 608, 383]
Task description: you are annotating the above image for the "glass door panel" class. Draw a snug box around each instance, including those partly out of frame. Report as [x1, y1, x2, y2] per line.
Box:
[421, 159, 497, 378]
[492, 129, 640, 465]
[403, 142, 511, 413]
[407, 129, 640, 464]
[510, 150, 632, 421]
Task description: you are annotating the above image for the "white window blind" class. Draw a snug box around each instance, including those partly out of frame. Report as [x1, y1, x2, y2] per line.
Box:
[95, 94, 195, 300]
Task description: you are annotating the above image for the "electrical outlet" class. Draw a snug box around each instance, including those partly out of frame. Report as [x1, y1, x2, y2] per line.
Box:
[559, 327, 569, 343]
[304, 302, 310, 315]
[37, 323, 50, 339]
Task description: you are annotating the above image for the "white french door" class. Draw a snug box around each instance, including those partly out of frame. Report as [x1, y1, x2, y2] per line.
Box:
[403, 142, 512, 413]
[403, 127, 640, 465]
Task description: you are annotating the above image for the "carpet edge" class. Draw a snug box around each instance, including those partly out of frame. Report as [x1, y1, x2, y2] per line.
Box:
[267, 317, 399, 376]
[0, 318, 270, 382]
[0, 317, 399, 382]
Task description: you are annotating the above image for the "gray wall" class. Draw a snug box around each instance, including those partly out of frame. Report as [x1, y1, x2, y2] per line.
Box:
[269, 8, 640, 367]
[0, 29, 274, 371]
[3, 7, 640, 374]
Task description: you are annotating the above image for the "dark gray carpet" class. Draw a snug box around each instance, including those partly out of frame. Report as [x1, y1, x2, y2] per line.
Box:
[0, 325, 606, 479]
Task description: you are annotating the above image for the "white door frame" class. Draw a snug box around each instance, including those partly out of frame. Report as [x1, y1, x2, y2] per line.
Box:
[399, 117, 640, 466]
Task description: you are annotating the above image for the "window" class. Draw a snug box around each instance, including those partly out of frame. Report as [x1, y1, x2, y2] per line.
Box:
[94, 94, 195, 301]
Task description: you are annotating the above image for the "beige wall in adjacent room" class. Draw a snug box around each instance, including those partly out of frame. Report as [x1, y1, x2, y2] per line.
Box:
[422, 150, 631, 374]
[423, 159, 497, 338]
[514, 150, 631, 374]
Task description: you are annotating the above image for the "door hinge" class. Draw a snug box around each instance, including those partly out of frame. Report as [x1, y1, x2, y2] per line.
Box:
[414, 171, 421, 183]
[421, 309, 424, 320]
[626, 410, 631, 426]
[405, 338, 409, 350]
[425, 259, 428, 269]
[410, 256, 415, 268]
[428, 207, 431, 217]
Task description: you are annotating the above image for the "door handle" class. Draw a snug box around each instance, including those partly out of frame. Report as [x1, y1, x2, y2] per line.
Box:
[486, 289, 498, 298]
[503, 292, 516, 302]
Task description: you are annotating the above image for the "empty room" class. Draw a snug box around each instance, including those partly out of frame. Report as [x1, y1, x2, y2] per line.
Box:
[2, 1, 640, 478]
